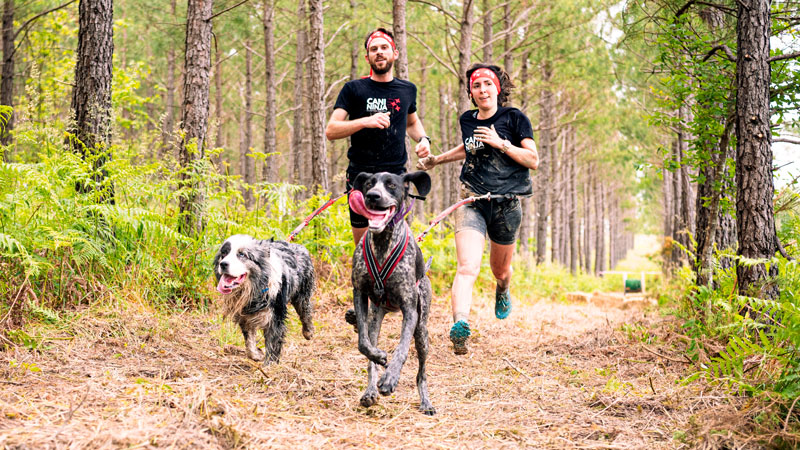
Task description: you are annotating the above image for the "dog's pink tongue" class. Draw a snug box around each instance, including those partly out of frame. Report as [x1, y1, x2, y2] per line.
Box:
[217, 277, 230, 294]
[349, 190, 382, 220]
[217, 274, 243, 294]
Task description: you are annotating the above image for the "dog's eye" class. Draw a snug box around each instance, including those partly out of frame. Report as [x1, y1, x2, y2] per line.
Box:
[237, 250, 246, 258]
[386, 182, 396, 190]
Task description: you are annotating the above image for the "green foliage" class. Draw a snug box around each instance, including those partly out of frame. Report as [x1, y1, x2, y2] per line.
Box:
[674, 251, 800, 428]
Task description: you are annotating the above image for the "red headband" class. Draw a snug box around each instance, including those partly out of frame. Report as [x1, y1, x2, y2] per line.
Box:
[366, 31, 396, 51]
[469, 68, 501, 95]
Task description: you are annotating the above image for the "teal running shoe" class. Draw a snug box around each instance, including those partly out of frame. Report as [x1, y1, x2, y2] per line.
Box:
[449, 320, 471, 355]
[495, 290, 512, 320]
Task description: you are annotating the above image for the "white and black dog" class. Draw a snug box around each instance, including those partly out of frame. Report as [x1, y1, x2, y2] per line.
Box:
[213, 235, 315, 364]
[348, 171, 436, 415]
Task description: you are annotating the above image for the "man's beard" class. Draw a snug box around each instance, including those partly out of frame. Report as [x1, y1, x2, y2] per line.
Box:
[370, 59, 394, 75]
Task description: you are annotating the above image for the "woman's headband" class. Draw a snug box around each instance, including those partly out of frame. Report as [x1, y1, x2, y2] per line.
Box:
[469, 68, 501, 95]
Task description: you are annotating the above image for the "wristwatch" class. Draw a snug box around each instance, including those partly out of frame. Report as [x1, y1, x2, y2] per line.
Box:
[421, 136, 432, 145]
[500, 139, 511, 153]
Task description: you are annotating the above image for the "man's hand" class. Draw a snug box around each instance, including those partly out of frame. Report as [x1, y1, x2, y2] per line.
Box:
[414, 137, 431, 158]
[363, 112, 391, 129]
[416, 155, 438, 171]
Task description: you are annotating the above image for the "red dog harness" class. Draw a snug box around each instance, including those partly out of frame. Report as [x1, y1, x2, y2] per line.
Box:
[362, 223, 410, 311]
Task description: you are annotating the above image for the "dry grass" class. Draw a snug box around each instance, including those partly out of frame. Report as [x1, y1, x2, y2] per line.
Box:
[0, 288, 763, 449]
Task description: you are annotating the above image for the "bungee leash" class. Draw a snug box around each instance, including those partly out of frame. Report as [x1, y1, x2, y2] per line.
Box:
[287, 189, 352, 242]
[415, 192, 517, 243]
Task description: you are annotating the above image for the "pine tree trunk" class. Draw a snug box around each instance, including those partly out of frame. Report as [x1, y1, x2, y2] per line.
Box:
[679, 107, 696, 257]
[349, 0, 358, 81]
[262, 0, 278, 182]
[213, 38, 223, 154]
[695, 114, 734, 286]
[392, 0, 408, 80]
[69, 0, 114, 204]
[448, 92, 460, 205]
[536, 62, 553, 264]
[438, 84, 449, 210]
[482, 0, 492, 62]
[292, 0, 307, 195]
[569, 152, 578, 274]
[595, 178, 606, 275]
[550, 129, 562, 265]
[503, 3, 512, 73]
[582, 171, 591, 273]
[1, 0, 15, 152]
[456, 0, 475, 122]
[307, 0, 328, 191]
[178, 0, 213, 235]
[241, 43, 254, 208]
[736, 0, 778, 299]
[669, 139, 683, 269]
[160, 0, 178, 157]
[662, 161, 673, 246]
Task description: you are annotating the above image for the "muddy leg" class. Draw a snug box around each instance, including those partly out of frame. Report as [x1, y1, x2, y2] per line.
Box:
[361, 302, 386, 408]
[415, 282, 435, 415]
[378, 305, 418, 396]
[240, 323, 264, 361]
[262, 317, 287, 364]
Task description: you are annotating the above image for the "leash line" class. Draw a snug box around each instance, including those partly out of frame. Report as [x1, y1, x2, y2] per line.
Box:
[287, 189, 352, 242]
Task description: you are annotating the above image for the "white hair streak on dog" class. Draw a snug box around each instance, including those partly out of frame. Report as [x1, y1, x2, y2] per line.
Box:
[267, 250, 283, 300]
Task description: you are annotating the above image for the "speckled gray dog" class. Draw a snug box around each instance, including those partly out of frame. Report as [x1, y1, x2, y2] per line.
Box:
[213, 235, 315, 364]
[348, 171, 435, 415]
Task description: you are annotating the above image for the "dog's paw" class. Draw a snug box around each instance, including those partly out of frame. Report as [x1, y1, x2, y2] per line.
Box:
[246, 348, 265, 362]
[371, 350, 388, 367]
[302, 324, 314, 340]
[345, 308, 356, 325]
[378, 371, 399, 396]
[345, 309, 358, 333]
[419, 403, 436, 416]
[360, 390, 379, 407]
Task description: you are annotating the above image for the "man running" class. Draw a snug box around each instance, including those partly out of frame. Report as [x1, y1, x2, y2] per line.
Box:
[325, 27, 431, 244]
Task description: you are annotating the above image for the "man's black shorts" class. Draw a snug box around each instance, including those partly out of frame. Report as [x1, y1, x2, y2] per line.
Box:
[346, 165, 407, 228]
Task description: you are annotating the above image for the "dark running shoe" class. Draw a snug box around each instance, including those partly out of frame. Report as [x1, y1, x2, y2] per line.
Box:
[449, 320, 471, 355]
[495, 290, 512, 320]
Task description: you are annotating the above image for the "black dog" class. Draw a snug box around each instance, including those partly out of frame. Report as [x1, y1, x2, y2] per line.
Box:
[213, 235, 315, 364]
[348, 171, 435, 415]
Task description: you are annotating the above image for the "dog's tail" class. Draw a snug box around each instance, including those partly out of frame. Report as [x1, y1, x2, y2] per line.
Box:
[424, 256, 433, 276]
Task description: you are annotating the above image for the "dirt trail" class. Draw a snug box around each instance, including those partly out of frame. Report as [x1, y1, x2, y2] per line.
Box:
[0, 292, 718, 449]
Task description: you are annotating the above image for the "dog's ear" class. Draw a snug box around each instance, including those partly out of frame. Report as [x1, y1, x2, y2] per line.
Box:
[212, 241, 230, 281]
[352, 172, 372, 193]
[402, 171, 432, 198]
[212, 250, 222, 281]
[268, 237, 274, 242]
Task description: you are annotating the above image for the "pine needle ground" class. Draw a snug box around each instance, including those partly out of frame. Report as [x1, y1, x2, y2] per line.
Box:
[0, 289, 765, 449]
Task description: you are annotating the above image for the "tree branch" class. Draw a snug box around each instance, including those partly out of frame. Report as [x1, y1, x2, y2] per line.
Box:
[777, 237, 795, 261]
[13, 0, 77, 41]
[702, 44, 736, 62]
[408, 0, 458, 24]
[208, 0, 251, 21]
[675, 0, 696, 17]
[768, 51, 800, 63]
[774, 137, 800, 145]
[407, 30, 459, 78]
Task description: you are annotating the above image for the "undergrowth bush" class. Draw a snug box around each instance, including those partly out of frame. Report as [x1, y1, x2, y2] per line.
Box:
[672, 190, 800, 440]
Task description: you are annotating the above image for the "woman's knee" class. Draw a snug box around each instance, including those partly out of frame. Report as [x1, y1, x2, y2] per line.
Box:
[456, 262, 481, 279]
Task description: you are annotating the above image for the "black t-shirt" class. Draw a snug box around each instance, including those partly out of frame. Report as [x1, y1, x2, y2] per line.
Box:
[333, 78, 417, 172]
[459, 106, 534, 196]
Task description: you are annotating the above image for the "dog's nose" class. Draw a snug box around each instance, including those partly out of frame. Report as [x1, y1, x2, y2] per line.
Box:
[220, 261, 229, 271]
[366, 191, 381, 202]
